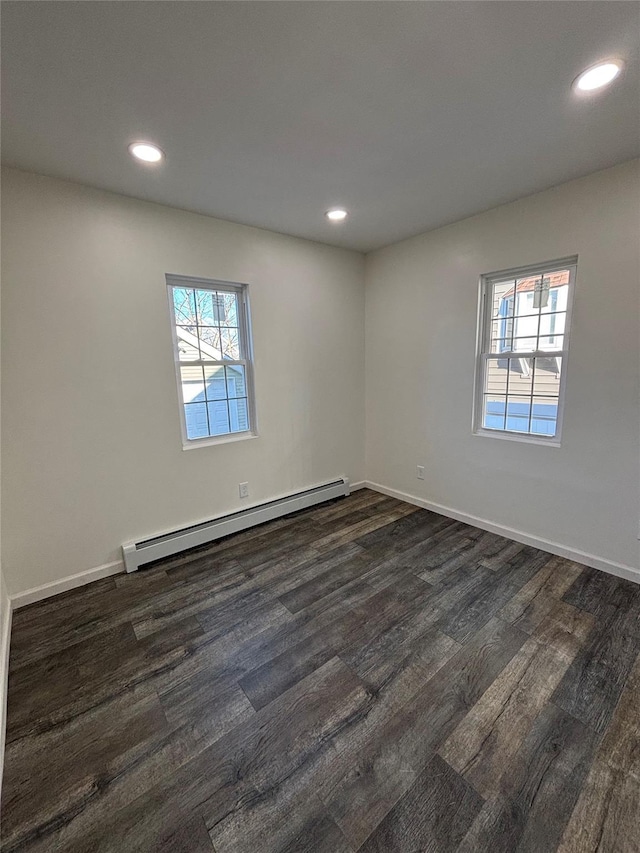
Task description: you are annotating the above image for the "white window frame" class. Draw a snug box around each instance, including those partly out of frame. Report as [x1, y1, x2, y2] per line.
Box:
[472, 256, 577, 447]
[166, 273, 258, 450]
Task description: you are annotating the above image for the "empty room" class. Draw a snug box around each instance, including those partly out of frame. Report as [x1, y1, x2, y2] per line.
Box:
[0, 2, 639, 851]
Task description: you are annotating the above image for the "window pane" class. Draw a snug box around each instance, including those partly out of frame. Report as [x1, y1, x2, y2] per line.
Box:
[490, 283, 515, 350]
[538, 334, 565, 351]
[538, 308, 566, 349]
[495, 335, 536, 354]
[514, 277, 541, 318]
[505, 357, 533, 397]
[194, 290, 222, 325]
[532, 357, 561, 396]
[207, 400, 230, 435]
[229, 398, 249, 432]
[221, 328, 240, 360]
[483, 395, 506, 430]
[491, 280, 515, 319]
[505, 396, 532, 433]
[173, 288, 196, 325]
[484, 358, 508, 396]
[199, 327, 222, 359]
[490, 337, 511, 354]
[184, 403, 209, 439]
[176, 327, 201, 361]
[203, 365, 227, 400]
[491, 335, 539, 354]
[220, 292, 239, 327]
[531, 397, 559, 436]
[225, 364, 246, 398]
[540, 274, 570, 313]
[180, 365, 205, 403]
[515, 334, 540, 352]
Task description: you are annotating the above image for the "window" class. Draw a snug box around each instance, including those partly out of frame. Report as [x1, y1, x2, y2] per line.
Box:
[474, 257, 576, 444]
[167, 275, 256, 446]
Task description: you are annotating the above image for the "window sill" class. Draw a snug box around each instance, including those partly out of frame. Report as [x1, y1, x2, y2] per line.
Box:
[182, 431, 259, 451]
[473, 428, 561, 448]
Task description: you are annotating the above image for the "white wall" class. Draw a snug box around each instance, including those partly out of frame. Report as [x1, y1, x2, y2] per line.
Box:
[0, 206, 8, 793]
[365, 160, 640, 574]
[2, 161, 638, 599]
[1, 168, 365, 595]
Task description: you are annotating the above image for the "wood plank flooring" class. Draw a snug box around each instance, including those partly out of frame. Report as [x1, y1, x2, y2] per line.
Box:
[1, 489, 639, 852]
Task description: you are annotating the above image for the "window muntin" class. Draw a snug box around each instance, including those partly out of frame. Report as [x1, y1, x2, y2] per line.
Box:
[167, 276, 255, 444]
[474, 259, 576, 443]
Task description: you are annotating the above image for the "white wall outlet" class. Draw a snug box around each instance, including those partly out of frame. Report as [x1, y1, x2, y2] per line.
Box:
[416, 466, 425, 480]
[239, 482, 249, 498]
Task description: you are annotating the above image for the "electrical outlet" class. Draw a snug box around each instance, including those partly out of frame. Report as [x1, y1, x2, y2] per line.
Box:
[416, 466, 425, 480]
[239, 482, 249, 498]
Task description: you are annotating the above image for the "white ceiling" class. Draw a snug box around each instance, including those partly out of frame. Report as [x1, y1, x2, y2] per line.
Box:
[2, 1, 639, 252]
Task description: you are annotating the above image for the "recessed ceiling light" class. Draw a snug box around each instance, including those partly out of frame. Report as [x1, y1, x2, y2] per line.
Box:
[574, 61, 623, 93]
[325, 208, 348, 222]
[128, 142, 164, 163]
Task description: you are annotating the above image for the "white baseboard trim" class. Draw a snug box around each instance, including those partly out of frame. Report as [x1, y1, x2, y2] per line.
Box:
[9, 480, 367, 608]
[11, 560, 124, 610]
[364, 481, 640, 586]
[12, 478, 633, 610]
[0, 592, 12, 803]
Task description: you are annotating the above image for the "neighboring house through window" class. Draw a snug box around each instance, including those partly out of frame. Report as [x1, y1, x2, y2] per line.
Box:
[474, 258, 576, 443]
[167, 274, 256, 446]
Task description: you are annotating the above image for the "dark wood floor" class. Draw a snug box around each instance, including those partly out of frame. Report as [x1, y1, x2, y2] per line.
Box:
[2, 489, 639, 853]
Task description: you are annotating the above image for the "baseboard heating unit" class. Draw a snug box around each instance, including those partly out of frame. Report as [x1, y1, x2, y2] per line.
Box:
[122, 477, 350, 573]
